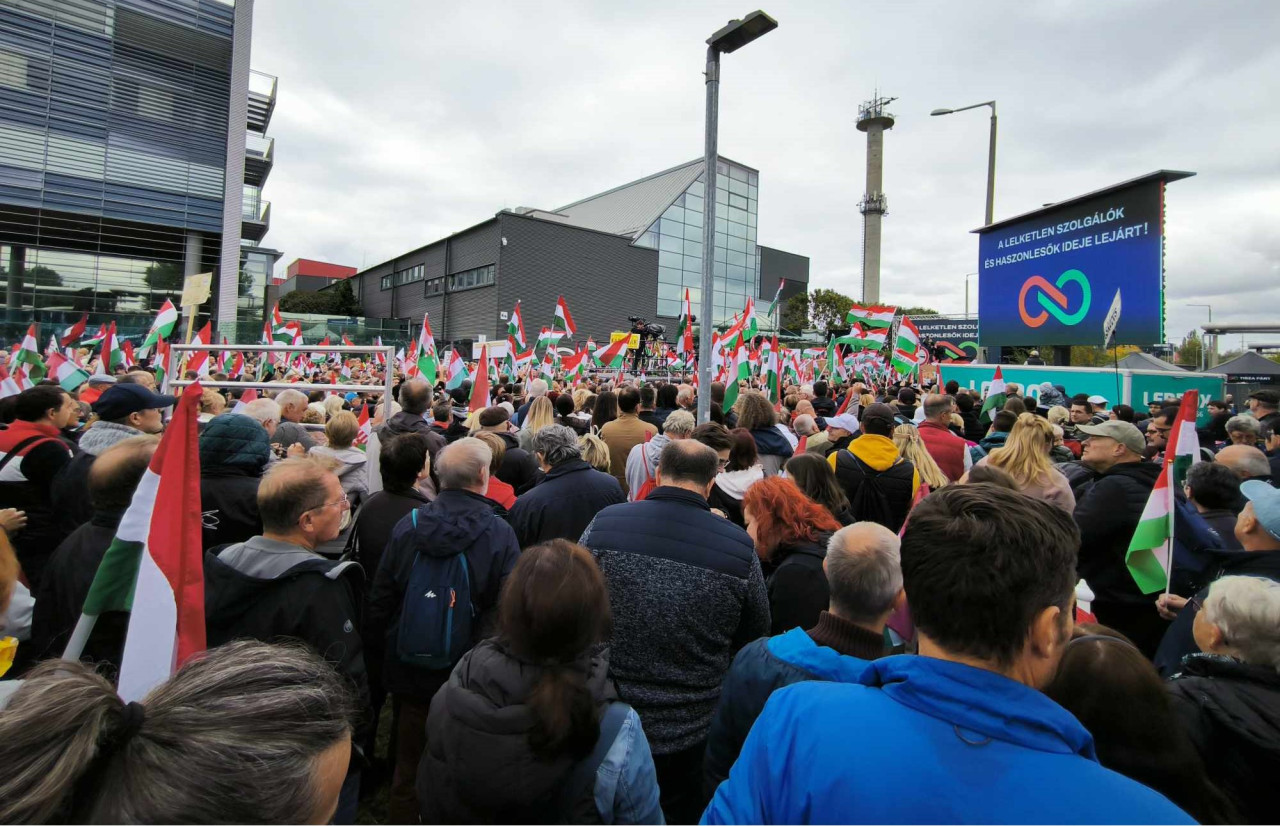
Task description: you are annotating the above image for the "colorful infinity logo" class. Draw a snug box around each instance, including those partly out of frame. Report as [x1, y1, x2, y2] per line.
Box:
[1018, 269, 1091, 328]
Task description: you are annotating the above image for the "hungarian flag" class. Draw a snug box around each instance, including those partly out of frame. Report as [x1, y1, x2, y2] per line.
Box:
[1126, 391, 1200, 594]
[60, 314, 88, 347]
[593, 337, 629, 369]
[261, 317, 275, 346]
[890, 316, 922, 374]
[562, 348, 589, 379]
[445, 348, 467, 391]
[227, 352, 246, 379]
[0, 365, 24, 399]
[469, 345, 492, 412]
[120, 339, 137, 370]
[311, 336, 332, 365]
[677, 288, 695, 356]
[535, 326, 560, 352]
[373, 336, 386, 365]
[185, 322, 212, 377]
[846, 303, 898, 329]
[141, 299, 179, 353]
[416, 314, 438, 384]
[46, 352, 90, 393]
[762, 334, 780, 404]
[65, 383, 205, 701]
[831, 322, 888, 352]
[15, 324, 46, 381]
[765, 280, 786, 320]
[230, 388, 258, 415]
[554, 296, 577, 337]
[82, 323, 109, 349]
[723, 334, 751, 413]
[741, 298, 759, 341]
[154, 337, 171, 388]
[355, 404, 372, 451]
[539, 348, 557, 380]
[508, 301, 527, 348]
[978, 366, 1008, 426]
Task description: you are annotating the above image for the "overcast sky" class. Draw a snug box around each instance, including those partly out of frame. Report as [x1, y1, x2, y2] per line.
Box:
[253, 0, 1280, 348]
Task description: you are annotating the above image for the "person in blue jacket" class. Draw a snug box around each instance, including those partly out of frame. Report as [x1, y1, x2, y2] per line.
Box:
[703, 521, 901, 795]
[703, 483, 1194, 825]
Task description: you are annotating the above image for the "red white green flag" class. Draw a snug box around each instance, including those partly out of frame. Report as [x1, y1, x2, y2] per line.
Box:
[677, 288, 695, 356]
[723, 334, 751, 412]
[46, 352, 90, 393]
[355, 404, 372, 451]
[445, 348, 467, 391]
[65, 383, 205, 701]
[15, 324, 46, 381]
[415, 314, 438, 384]
[593, 336, 629, 369]
[507, 301, 527, 348]
[59, 314, 88, 347]
[554, 295, 577, 337]
[185, 322, 212, 377]
[469, 344, 492, 412]
[141, 299, 179, 354]
[846, 303, 898, 329]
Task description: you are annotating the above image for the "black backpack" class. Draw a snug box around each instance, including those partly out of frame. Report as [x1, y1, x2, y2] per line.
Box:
[836, 450, 913, 532]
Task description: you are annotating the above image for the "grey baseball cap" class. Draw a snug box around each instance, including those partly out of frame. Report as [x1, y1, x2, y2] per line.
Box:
[1241, 480, 1280, 541]
[1077, 420, 1145, 455]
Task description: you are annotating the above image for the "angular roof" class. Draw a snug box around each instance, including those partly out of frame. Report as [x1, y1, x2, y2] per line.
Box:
[1206, 351, 1280, 377]
[1117, 351, 1182, 372]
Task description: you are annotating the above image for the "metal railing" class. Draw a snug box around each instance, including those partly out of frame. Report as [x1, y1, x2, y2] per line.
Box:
[163, 343, 396, 408]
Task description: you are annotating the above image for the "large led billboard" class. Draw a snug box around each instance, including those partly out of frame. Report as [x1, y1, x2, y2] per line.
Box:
[975, 170, 1192, 346]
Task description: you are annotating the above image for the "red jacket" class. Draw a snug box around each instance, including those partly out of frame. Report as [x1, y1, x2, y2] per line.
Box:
[917, 420, 966, 482]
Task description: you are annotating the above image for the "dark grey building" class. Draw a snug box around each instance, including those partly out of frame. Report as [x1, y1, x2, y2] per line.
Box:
[347, 156, 809, 352]
[0, 0, 279, 341]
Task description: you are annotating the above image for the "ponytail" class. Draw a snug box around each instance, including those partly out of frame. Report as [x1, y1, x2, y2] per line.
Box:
[0, 660, 128, 823]
[526, 662, 599, 759]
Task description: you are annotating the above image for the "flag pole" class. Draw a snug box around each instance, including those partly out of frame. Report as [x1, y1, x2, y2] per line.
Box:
[61, 613, 98, 662]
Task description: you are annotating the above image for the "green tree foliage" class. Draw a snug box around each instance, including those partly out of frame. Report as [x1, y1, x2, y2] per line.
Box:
[25, 265, 62, 287]
[331, 279, 361, 315]
[278, 280, 362, 316]
[780, 293, 809, 331]
[1176, 330, 1203, 367]
[143, 261, 183, 292]
[808, 288, 857, 338]
[898, 306, 939, 316]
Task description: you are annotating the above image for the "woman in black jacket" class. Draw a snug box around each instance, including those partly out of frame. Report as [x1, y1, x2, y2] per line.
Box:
[198, 414, 270, 551]
[742, 476, 841, 635]
[784, 453, 853, 525]
[1167, 575, 1280, 825]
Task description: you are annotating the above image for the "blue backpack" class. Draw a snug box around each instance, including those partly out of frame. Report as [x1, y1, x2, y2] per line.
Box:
[396, 509, 477, 670]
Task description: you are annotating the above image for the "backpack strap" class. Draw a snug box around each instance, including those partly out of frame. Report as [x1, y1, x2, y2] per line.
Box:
[556, 702, 633, 820]
[641, 432, 655, 483]
[0, 435, 55, 475]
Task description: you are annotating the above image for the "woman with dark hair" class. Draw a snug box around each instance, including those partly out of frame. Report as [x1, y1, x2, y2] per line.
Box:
[708, 428, 764, 527]
[555, 393, 589, 436]
[742, 476, 841, 635]
[416, 539, 661, 824]
[591, 391, 618, 435]
[1044, 624, 1239, 825]
[735, 390, 793, 475]
[1110, 403, 1136, 424]
[654, 383, 679, 424]
[784, 453, 853, 525]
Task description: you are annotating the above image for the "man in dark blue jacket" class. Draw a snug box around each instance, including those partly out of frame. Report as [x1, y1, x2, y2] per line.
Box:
[581, 439, 769, 825]
[507, 425, 623, 548]
[706, 484, 1192, 824]
[367, 437, 520, 823]
[703, 521, 901, 794]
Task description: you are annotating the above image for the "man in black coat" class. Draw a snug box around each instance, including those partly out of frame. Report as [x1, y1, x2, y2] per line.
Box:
[811, 381, 838, 418]
[29, 435, 158, 672]
[1072, 420, 1164, 656]
[507, 425, 624, 548]
[366, 437, 521, 823]
[198, 413, 270, 551]
[474, 406, 538, 492]
[580, 439, 770, 824]
[380, 378, 446, 473]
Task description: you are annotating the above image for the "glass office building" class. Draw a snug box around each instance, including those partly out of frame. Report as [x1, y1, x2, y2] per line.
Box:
[0, 0, 278, 340]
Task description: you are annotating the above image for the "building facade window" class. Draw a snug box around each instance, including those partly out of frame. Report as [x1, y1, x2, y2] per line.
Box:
[640, 162, 759, 324]
[380, 274, 393, 290]
[446, 263, 495, 292]
[425, 277, 444, 296]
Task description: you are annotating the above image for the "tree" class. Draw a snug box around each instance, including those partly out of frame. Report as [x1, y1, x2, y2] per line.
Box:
[278, 281, 362, 316]
[331, 279, 361, 315]
[1177, 331, 1203, 367]
[143, 261, 183, 292]
[898, 306, 939, 316]
[25, 265, 62, 287]
[780, 292, 809, 331]
[1069, 344, 1140, 367]
[808, 288, 857, 338]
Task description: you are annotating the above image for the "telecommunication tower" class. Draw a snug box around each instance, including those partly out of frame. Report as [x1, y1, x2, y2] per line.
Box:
[857, 93, 896, 303]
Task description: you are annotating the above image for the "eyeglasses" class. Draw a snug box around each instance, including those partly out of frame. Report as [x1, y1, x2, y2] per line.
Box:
[717, 458, 730, 469]
[309, 493, 350, 513]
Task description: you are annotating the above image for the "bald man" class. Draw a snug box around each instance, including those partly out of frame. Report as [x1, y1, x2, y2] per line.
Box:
[704, 521, 904, 792]
[1216, 444, 1274, 484]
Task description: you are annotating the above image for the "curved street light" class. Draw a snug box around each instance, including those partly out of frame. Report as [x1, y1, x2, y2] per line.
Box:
[931, 100, 997, 225]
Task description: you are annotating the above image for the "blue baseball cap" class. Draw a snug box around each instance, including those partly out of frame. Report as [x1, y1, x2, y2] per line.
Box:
[92, 383, 177, 420]
[1241, 480, 1280, 541]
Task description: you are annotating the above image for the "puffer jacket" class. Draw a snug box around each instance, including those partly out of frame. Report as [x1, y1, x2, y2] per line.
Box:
[416, 638, 662, 824]
[749, 426, 794, 476]
[199, 415, 270, 551]
[1168, 654, 1280, 825]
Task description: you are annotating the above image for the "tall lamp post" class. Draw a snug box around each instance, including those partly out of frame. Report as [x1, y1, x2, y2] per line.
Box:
[697, 10, 777, 424]
[964, 272, 977, 317]
[931, 100, 997, 226]
[1189, 303, 1212, 371]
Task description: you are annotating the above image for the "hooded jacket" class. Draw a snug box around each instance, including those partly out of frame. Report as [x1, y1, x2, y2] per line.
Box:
[703, 623, 881, 794]
[624, 433, 668, 500]
[199, 414, 270, 551]
[366, 489, 521, 698]
[1168, 654, 1280, 825]
[749, 426, 794, 476]
[50, 420, 140, 531]
[765, 536, 830, 636]
[0, 420, 76, 589]
[380, 410, 446, 471]
[486, 429, 539, 493]
[311, 444, 369, 501]
[1073, 460, 1163, 606]
[705, 655, 1193, 824]
[203, 536, 369, 731]
[416, 638, 662, 824]
[827, 434, 919, 533]
[507, 459, 624, 549]
[707, 465, 764, 527]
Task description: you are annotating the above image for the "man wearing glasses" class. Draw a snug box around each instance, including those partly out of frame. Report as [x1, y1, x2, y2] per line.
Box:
[203, 455, 367, 820]
[1144, 406, 1177, 461]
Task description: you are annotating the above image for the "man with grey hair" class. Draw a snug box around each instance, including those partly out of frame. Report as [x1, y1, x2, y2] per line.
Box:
[514, 377, 549, 427]
[703, 521, 903, 793]
[676, 384, 696, 412]
[795, 413, 829, 455]
[507, 424, 624, 548]
[367, 436, 520, 821]
[1225, 414, 1262, 447]
[917, 393, 971, 482]
[1167, 574, 1280, 823]
[1216, 444, 1273, 485]
[241, 397, 282, 438]
[625, 408, 696, 501]
[270, 389, 316, 452]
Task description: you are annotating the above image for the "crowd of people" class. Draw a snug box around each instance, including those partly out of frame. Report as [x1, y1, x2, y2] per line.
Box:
[0, 353, 1278, 824]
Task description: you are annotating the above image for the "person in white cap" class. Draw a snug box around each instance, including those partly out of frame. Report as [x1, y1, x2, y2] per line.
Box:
[821, 412, 861, 457]
[1087, 395, 1110, 424]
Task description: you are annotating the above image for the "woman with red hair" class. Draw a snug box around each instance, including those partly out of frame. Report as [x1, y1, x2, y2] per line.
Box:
[742, 476, 841, 635]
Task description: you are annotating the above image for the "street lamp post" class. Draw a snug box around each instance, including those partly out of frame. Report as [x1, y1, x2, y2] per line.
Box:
[964, 272, 977, 317]
[1189, 303, 1212, 371]
[931, 100, 997, 226]
[697, 10, 777, 424]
